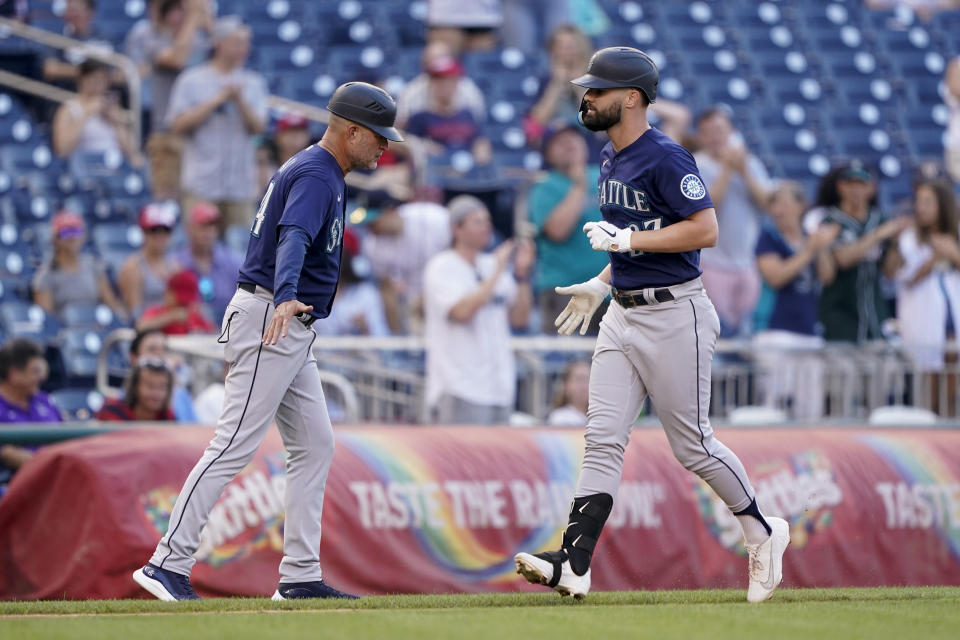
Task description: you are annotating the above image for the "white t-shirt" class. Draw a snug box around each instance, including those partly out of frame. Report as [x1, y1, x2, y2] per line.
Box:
[946, 58, 960, 150]
[695, 151, 772, 271]
[423, 249, 517, 407]
[546, 405, 587, 427]
[364, 202, 451, 298]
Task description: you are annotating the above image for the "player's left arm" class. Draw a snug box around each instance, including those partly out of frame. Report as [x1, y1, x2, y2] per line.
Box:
[585, 208, 718, 253]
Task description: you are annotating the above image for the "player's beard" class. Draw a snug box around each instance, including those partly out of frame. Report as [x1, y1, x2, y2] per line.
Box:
[581, 102, 622, 132]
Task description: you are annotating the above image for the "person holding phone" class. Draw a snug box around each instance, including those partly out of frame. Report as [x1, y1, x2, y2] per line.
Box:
[423, 195, 535, 424]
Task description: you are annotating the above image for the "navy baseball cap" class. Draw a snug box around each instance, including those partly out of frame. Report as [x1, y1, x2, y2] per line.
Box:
[838, 159, 873, 182]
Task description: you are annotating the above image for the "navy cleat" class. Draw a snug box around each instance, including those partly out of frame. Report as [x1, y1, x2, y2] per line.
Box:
[133, 563, 200, 601]
[271, 580, 359, 600]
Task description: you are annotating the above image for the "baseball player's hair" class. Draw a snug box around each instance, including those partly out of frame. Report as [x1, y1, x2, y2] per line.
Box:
[814, 164, 879, 211]
[158, 0, 183, 20]
[0, 338, 44, 382]
[130, 328, 165, 359]
[767, 180, 808, 211]
[694, 105, 733, 128]
[552, 359, 591, 409]
[546, 24, 592, 63]
[914, 179, 959, 241]
[123, 358, 174, 412]
[77, 59, 109, 79]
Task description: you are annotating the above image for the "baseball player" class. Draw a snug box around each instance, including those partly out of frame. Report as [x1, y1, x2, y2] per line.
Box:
[133, 82, 403, 601]
[514, 48, 790, 602]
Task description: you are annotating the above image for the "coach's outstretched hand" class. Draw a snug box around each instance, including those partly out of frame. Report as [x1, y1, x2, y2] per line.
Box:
[554, 277, 612, 335]
[263, 299, 314, 345]
[584, 221, 634, 253]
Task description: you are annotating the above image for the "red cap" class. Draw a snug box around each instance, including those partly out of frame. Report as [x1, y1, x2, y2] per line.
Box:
[167, 269, 200, 306]
[277, 113, 309, 132]
[51, 210, 85, 237]
[139, 203, 177, 230]
[426, 55, 463, 78]
[343, 227, 360, 257]
[189, 201, 220, 226]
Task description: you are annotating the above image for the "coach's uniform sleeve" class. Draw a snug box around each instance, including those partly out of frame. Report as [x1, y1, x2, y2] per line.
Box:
[273, 174, 335, 304]
[654, 151, 715, 218]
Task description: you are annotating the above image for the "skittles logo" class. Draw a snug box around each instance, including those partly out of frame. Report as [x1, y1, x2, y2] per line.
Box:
[693, 450, 843, 554]
[140, 452, 288, 568]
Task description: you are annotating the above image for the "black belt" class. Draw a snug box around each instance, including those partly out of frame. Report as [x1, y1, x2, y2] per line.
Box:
[237, 282, 317, 327]
[612, 287, 675, 308]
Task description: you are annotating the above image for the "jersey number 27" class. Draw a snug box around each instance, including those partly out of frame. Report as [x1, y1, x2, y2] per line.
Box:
[628, 217, 662, 256]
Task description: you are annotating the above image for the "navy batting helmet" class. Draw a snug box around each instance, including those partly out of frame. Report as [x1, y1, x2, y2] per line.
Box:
[326, 82, 404, 142]
[571, 47, 659, 104]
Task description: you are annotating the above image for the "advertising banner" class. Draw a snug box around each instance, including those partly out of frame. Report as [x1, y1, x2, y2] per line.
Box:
[1, 426, 958, 599]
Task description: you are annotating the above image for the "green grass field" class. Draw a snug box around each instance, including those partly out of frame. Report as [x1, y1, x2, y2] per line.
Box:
[1, 588, 958, 640]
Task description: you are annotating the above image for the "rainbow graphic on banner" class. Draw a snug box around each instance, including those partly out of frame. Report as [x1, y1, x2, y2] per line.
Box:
[859, 433, 960, 561]
[339, 431, 584, 583]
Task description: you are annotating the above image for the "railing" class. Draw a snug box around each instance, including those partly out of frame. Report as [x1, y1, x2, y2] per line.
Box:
[97, 328, 362, 423]
[0, 16, 142, 144]
[146, 333, 960, 424]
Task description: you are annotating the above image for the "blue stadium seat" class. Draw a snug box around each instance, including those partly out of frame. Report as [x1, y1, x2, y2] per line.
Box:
[59, 327, 107, 383]
[0, 302, 59, 343]
[61, 303, 123, 331]
[50, 388, 105, 421]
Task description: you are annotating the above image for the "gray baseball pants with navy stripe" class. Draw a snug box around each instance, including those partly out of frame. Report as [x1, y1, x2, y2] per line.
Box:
[575, 278, 757, 513]
[150, 285, 335, 582]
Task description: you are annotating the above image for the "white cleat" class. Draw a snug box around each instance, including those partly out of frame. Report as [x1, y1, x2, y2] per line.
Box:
[514, 552, 590, 600]
[746, 516, 791, 603]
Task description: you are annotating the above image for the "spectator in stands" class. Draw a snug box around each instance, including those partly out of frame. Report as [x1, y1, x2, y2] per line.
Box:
[423, 195, 534, 424]
[500, 0, 570, 56]
[316, 229, 390, 337]
[167, 15, 267, 235]
[42, 0, 113, 86]
[0, 339, 61, 497]
[118, 202, 178, 317]
[363, 196, 452, 334]
[694, 106, 773, 337]
[404, 55, 493, 165]
[753, 182, 839, 419]
[32, 210, 127, 322]
[173, 201, 242, 325]
[887, 179, 960, 412]
[527, 25, 592, 135]
[140, 0, 214, 200]
[396, 41, 485, 128]
[0, 339, 61, 424]
[51, 60, 143, 167]
[96, 358, 176, 421]
[946, 56, 960, 184]
[0, 0, 28, 21]
[273, 113, 311, 166]
[426, 0, 503, 54]
[129, 328, 197, 422]
[137, 268, 215, 335]
[528, 122, 607, 333]
[809, 162, 909, 342]
[546, 359, 590, 427]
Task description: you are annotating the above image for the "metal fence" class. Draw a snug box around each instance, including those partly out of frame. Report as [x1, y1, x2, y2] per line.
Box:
[126, 334, 960, 425]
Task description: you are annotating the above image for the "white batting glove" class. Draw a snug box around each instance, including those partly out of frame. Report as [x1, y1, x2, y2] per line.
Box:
[583, 221, 633, 253]
[554, 277, 611, 335]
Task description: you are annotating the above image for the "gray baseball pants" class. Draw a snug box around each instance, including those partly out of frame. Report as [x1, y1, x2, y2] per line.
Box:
[575, 278, 756, 513]
[150, 285, 335, 583]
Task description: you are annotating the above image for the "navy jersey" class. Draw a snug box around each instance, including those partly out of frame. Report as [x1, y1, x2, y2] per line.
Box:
[597, 127, 714, 289]
[754, 224, 820, 336]
[238, 145, 346, 319]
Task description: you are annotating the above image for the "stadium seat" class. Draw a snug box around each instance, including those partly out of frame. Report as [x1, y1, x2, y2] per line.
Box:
[0, 301, 59, 343]
[61, 303, 123, 331]
[59, 327, 108, 383]
[50, 388, 105, 421]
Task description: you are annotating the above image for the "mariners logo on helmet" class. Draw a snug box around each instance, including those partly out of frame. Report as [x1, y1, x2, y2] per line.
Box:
[680, 174, 707, 200]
